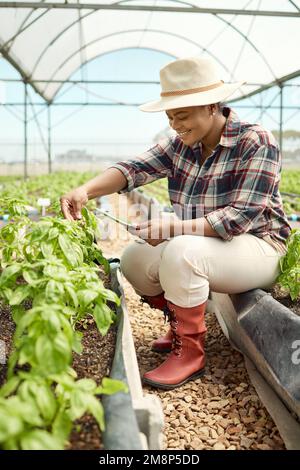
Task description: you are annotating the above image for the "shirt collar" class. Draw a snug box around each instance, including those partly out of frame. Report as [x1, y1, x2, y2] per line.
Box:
[220, 106, 242, 148]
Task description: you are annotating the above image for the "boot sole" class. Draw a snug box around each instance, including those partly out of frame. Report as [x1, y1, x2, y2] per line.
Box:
[151, 347, 172, 354]
[143, 368, 205, 390]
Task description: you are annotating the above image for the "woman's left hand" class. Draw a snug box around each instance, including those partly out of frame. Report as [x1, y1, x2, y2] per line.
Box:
[128, 218, 182, 246]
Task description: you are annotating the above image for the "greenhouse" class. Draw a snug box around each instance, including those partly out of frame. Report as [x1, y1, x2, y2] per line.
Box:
[0, 0, 300, 454]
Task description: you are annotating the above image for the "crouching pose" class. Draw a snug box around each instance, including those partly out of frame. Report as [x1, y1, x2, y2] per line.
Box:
[61, 57, 291, 390]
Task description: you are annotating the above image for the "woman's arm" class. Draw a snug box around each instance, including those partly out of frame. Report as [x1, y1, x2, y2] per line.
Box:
[131, 216, 219, 246]
[60, 167, 127, 221]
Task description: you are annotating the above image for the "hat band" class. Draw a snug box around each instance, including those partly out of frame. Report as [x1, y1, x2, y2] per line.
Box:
[161, 81, 224, 97]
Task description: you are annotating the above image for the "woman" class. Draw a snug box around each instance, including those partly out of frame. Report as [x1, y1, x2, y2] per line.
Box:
[60, 57, 291, 390]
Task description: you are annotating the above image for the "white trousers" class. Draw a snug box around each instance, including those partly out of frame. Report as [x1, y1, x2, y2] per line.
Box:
[120, 234, 283, 308]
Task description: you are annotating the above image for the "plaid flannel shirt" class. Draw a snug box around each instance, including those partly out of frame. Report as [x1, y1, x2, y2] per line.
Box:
[111, 107, 291, 251]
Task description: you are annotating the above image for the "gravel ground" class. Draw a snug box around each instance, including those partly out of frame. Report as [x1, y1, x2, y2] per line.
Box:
[98, 194, 286, 451]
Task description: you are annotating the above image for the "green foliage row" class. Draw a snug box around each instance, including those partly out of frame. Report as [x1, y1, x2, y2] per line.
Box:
[0, 172, 98, 216]
[0, 183, 127, 449]
[278, 229, 300, 301]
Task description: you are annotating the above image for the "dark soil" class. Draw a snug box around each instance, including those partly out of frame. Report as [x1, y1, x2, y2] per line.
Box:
[0, 269, 117, 450]
[268, 283, 300, 317]
[67, 318, 116, 450]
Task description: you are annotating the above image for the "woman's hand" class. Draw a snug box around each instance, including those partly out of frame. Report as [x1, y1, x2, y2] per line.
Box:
[60, 187, 88, 221]
[129, 218, 183, 246]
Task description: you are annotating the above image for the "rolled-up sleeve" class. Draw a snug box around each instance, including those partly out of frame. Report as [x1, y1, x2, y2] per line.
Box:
[205, 144, 281, 240]
[109, 138, 174, 193]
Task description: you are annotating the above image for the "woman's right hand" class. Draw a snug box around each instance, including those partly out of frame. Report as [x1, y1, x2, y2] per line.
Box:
[60, 187, 88, 221]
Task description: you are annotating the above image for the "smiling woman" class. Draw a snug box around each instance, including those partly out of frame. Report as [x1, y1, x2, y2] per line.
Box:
[166, 105, 225, 162]
[61, 56, 291, 391]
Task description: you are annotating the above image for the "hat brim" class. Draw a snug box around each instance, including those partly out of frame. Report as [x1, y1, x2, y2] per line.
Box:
[139, 82, 245, 113]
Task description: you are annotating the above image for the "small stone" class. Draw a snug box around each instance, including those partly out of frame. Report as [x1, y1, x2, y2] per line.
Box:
[210, 429, 219, 439]
[184, 395, 193, 403]
[256, 443, 273, 450]
[179, 415, 189, 427]
[226, 425, 242, 435]
[198, 426, 210, 436]
[213, 442, 226, 450]
[170, 419, 180, 428]
[240, 436, 253, 449]
[190, 438, 204, 450]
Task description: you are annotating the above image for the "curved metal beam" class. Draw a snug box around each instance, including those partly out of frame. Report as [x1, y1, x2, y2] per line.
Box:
[31, 10, 95, 76]
[31, 0, 277, 101]
[44, 28, 235, 98]
[229, 69, 300, 103]
[214, 14, 277, 82]
[31, 0, 199, 75]
[0, 40, 44, 99]
[2, 9, 50, 52]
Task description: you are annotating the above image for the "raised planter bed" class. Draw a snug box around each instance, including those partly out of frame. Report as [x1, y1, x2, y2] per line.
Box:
[103, 260, 164, 450]
[0, 258, 163, 450]
[210, 289, 300, 449]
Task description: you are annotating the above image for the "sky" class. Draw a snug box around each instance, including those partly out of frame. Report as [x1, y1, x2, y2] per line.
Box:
[0, 48, 299, 163]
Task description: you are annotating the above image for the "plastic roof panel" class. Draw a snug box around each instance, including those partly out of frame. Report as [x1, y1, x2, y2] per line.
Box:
[0, 0, 299, 102]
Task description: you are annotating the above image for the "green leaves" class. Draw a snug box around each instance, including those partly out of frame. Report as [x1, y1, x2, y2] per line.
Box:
[278, 229, 300, 300]
[93, 303, 116, 336]
[0, 264, 22, 287]
[20, 430, 63, 450]
[58, 233, 83, 268]
[0, 181, 125, 450]
[96, 377, 128, 396]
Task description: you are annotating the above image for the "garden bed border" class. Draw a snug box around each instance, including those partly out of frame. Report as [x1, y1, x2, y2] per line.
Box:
[102, 261, 164, 450]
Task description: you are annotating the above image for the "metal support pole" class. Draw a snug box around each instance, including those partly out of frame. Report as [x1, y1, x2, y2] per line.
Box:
[279, 84, 284, 154]
[47, 104, 52, 174]
[24, 82, 28, 180]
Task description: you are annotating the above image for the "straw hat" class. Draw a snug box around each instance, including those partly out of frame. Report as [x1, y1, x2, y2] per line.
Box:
[139, 57, 245, 113]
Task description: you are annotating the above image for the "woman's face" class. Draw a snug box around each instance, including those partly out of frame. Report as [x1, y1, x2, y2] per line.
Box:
[166, 106, 213, 146]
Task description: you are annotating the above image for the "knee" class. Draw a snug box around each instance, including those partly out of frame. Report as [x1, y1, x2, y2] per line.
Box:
[159, 237, 190, 285]
[159, 236, 208, 285]
[120, 241, 146, 281]
[160, 236, 192, 269]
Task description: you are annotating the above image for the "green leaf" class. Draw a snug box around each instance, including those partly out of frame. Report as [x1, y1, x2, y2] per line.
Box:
[20, 430, 64, 450]
[96, 377, 128, 396]
[72, 330, 83, 355]
[35, 384, 57, 423]
[52, 409, 72, 443]
[5, 396, 43, 427]
[43, 264, 69, 282]
[75, 378, 97, 392]
[86, 395, 105, 431]
[0, 376, 21, 398]
[0, 408, 24, 442]
[77, 289, 99, 309]
[65, 284, 78, 308]
[9, 305, 25, 325]
[35, 334, 70, 374]
[23, 271, 44, 288]
[0, 264, 21, 286]
[58, 233, 80, 267]
[93, 303, 115, 336]
[48, 227, 59, 240]
[8, 285, 31, 306]
[69, 390, 88, 420]
[41, 241, 54, 258]
[45, 279, 64, 301]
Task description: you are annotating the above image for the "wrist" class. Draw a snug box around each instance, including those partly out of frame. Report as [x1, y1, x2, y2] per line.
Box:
[80, 185, 98, 200]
